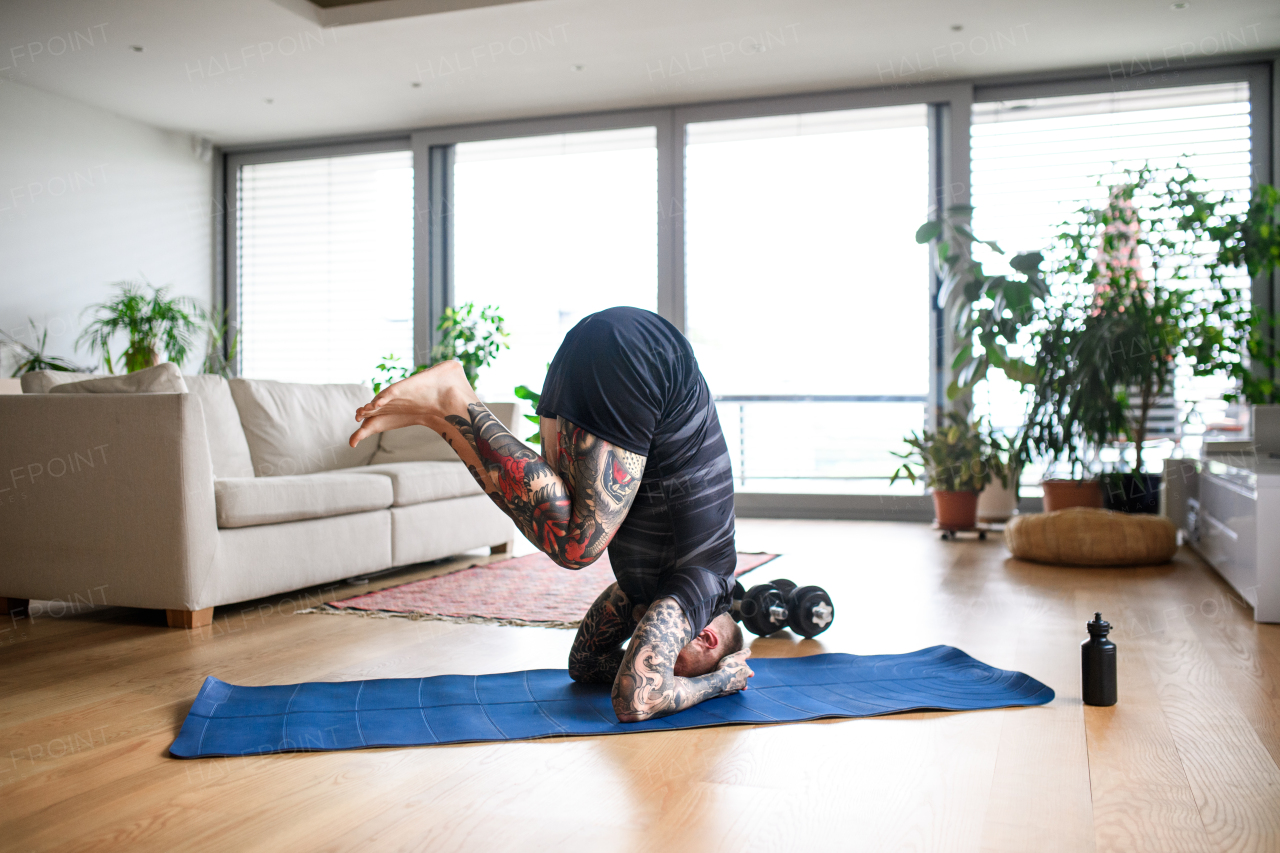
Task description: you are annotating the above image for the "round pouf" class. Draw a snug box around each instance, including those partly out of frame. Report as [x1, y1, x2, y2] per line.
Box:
[1004, 507, 1177, 567]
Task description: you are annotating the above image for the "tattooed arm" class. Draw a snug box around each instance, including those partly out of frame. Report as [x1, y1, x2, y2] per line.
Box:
[568, 583, 642, 683]
[443, 405, 646, 569]
[611, 598, 753, 723]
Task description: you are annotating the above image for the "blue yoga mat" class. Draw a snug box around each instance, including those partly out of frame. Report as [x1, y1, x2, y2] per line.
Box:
[169, 645, 1053, 758]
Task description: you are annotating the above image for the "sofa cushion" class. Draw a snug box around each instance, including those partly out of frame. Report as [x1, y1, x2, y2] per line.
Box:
[48, 363, 188, 394]
[228, 378, 378, 476]
[343, 461, 484, 506]
[214, 473, 393, 528]
[371, 425, 458, 464]
[20, 370, 98, 393]
[369, 402, 521, 465]
[185, 375, 256, 479]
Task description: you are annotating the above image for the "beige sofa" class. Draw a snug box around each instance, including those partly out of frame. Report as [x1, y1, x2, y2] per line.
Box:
[0, 367, 514, 628]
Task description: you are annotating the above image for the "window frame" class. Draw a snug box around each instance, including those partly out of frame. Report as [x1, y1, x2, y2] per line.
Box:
[224, 135, 412, 377]
[218, 58, 1274, 518]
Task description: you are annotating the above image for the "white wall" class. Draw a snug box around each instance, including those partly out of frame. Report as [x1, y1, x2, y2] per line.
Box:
[0, 79, 212, 374]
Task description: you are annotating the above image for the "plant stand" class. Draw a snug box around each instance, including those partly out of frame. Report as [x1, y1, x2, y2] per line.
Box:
[933, 521, 1004, 541]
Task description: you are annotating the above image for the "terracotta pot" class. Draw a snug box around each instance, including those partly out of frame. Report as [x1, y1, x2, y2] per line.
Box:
[1041, 479, 1103, 512]
[933, 490, 980, 530]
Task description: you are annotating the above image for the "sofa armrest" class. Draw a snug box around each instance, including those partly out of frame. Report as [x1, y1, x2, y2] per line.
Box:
[484, 401, 520, 433]
[0, 393, 218, 610]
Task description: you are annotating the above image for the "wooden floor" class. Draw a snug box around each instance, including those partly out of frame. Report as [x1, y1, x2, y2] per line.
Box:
[3, 519, 1279, 852]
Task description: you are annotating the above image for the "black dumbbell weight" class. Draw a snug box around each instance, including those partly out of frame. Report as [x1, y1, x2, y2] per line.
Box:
[730, 581, 789, 636]
[769, 578, 835, 638]
[786, 584, 834, 638]
[769, 578, 797, 599]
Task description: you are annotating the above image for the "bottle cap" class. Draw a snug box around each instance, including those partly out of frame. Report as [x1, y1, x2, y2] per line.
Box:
[1087, 612, 1111, 636]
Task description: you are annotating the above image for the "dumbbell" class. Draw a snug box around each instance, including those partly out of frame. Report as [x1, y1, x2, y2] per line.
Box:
[730, 578, 835, 638]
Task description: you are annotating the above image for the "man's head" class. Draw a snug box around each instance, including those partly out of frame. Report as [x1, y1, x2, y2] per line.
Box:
[673, 612, 744, 677]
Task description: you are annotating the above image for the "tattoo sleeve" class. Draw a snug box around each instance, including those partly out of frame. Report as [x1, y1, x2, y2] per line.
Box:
[567, 583, 639, 684]
[443, 404, 645, 570]
[611, 598, 734, 723]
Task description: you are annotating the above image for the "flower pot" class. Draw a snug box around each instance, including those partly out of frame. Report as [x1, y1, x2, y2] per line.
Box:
[1102, 473, 1162, 514]
[977, 471, 1020, 523]
[933, 490, 980, 530]
[1041, 479, 1103, 513]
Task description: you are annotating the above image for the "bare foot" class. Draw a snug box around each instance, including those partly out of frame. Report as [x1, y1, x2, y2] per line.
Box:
[349, 360, 476, 448]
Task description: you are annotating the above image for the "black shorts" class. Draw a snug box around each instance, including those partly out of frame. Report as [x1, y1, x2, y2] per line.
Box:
[536, 307, 737, 636]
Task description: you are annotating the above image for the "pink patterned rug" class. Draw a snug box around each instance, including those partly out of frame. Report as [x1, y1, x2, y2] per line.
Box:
[309, 552, 779, 628]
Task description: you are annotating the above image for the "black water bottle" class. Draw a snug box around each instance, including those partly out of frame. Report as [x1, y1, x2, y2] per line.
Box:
[1082, 612, 1117, 706]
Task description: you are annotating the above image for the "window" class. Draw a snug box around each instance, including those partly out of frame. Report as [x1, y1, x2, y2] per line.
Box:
[970, 82, 1252, 471]
[237, 150, 414, 385]
[684, 104, 931, 493]
[452, 127, 658, 402]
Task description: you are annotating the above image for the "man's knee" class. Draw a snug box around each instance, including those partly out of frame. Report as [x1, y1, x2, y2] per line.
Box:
[567, 664, 607, 684]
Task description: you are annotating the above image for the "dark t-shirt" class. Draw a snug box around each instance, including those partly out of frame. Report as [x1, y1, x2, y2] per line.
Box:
[536, 307, 737, 636]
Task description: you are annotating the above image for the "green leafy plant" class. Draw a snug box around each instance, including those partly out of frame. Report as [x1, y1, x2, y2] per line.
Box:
[1169, 178, 1280, 405]
[513, 383, 542, 443]
[890, 412, 1002, 492]
[916, 207, 1046, 403]
[1028, 167, 1280, 474]
[371, 353, 425, 394]
[430, 303, 509, 389]
[77, 281, 203, 373]
[369, 303, 510, 394]
[931, 167, 1280, 479]
[200, 309, 240, 378]
[0, 321, 89, 376]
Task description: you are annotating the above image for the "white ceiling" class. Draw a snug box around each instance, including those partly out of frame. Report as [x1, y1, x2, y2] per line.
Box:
[1, 0, 1276, 146]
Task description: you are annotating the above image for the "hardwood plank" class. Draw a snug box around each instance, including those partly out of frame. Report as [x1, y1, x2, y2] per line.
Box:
[977, 571, 1094, 853]
[1140, 616, 1280, 852]
[1075, 581, 1211, 853]
[1178, 558, 1280, 772]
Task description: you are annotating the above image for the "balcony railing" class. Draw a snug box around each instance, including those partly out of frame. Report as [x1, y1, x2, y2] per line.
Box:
[712, 395, 929, 492]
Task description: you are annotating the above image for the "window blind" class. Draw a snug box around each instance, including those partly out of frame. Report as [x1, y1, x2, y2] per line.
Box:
[237, 150, 414, 385]
[971, 83, 1250, 259]
[969, 82, 1252, 445]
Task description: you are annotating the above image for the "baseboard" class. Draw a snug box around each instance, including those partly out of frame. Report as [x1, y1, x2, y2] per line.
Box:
[734, 493, 1044, 521]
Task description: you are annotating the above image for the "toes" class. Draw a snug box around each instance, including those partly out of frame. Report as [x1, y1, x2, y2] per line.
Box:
[350, 424, 375, 447]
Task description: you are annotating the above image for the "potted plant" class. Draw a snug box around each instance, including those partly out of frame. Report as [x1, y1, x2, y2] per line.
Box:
[78, 281, 203, 373]
[891, 412, 1001, 530]
[200, 308, 240, 378]
[0, 320, 89, 375]
[1035, 168, 1280, 511]
[978, 428, 1020, 522]
[916, 206, 1045, 518]
[372, 302, 509, 393]
[1173, 179, 1280, 448]
[922, 173, 1280, 516]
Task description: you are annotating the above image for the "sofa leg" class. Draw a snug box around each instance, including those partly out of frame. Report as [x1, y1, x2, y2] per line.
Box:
[166, 608, 214, 629]
[490, 542, 511, 555]
[0, 597, 29, 617]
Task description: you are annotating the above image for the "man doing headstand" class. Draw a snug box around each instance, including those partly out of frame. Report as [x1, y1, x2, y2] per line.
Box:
[349, 306, 753, 722]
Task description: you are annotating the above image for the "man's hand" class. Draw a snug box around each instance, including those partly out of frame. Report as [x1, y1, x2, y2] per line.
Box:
[612, 598, 753, 722]
[715, 649, 753, 694]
